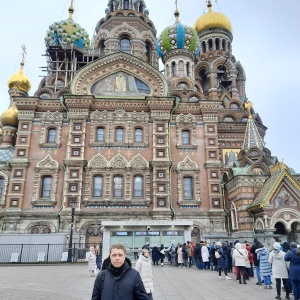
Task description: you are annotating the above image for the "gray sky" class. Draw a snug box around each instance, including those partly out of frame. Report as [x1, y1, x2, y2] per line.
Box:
[0, 0, 299, 172]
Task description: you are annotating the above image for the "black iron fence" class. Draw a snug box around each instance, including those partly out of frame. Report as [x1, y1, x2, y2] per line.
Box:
[0, 243, 96, 264]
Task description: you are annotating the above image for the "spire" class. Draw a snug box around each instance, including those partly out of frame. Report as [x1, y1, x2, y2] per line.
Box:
[68, 0, 74, 20]
[174, 0, 180, 23]
[207, 0, 212, 11]
[242, 99, 265, 151]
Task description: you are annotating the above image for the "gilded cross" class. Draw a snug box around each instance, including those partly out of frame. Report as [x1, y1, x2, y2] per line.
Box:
[126, 149, 132, 159]
[21, 45, 27, 64]
[106, 149, 113, 159]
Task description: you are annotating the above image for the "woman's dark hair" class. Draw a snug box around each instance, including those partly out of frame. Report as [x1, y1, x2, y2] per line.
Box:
[257, 243, 264, 249]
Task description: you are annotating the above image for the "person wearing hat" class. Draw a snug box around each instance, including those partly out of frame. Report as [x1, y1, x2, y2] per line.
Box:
[285, 242, 300, 300]
[136, 248, 154, 300]
[251, 237, 263, 285]
[269, 242, 290, 299]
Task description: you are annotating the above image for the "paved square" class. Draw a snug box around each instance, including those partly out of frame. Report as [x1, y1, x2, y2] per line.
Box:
[0, 263, 282, 299]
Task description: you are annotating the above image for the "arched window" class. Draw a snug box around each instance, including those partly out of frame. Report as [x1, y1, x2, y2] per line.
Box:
[171, 62, 176, 76]
[99, 40, 106, 55]
[201, 41, 206, 53]
[116, 128, 124, 142]
[223, 117, 234, 122]
[114, 176, 123, 197]
[182, 130, 190, 145]
[186, 62, 190, 77]
[229, 103, 239, 110]
[134, 176, 143, 197]
[96, 128, 105, 142]
[0, 178, 3, 196]
[135, 128, 143, 143]
[222, 39, 226, 51]
[47, 128, 56, 143]
[124, 0, 129, 9]
[145, 42, 151, 62]
[120, 37, 131, 53]
[208, 39, 213, 51]
[183, 177, 193, 199]
[41, 176, 52, 198]
[93, 176, 103, 197]
[216, 38, 220, 50]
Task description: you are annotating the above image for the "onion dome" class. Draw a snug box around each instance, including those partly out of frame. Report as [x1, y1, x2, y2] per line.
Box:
[7, 61, 31, 94]
[44, 2, 90, 49]
[0, 103, 19, 128]
[194, 0, 232, 33]
[156, 8, 200, 58]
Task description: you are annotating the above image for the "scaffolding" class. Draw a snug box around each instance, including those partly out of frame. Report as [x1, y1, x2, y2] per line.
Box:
[41, 44, 102, 92]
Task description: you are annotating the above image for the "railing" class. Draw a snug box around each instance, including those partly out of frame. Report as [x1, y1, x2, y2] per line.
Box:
[0, 243, 170, 264]
[0, 243, 90, 264]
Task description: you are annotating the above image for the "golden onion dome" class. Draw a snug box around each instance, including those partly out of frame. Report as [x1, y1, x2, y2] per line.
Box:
[194, 0, 232, 33]
[0, 103, 19, 128]
[7, 62, 31, 94]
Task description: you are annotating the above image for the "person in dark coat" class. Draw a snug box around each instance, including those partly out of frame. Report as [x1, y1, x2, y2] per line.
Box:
[182, 243, 188, 268]
[250, 237, 262, 285]
[159, 244, 166, 267]
[194, 243, 202, 270]
[151, 244, 160, 266]
[216, 241, 231, 280]
[284, 242, 300, 300]
[282, 242, 293, 294]
[91, 243, 148, 300]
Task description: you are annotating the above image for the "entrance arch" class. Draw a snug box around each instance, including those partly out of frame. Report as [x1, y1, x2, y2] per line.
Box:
[274, 222, 287, 236]
[290, 221, 300, 243]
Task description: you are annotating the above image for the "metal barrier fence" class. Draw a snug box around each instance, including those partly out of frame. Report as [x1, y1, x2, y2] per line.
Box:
[0, 243, 91, 264]
[0, 243, 156, 264]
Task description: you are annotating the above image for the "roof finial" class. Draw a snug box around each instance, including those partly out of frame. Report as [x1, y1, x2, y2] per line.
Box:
[244, 98, 253, 119]
[21, 44, 27, 67]
[68, 0, 74, 19]
[207, 0, 212, 8]
[174, 0, 180, 23]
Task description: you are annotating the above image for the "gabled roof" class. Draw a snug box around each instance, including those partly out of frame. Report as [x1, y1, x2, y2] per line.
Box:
[0, 147, 14, 163]
[247, 163, 300, 211]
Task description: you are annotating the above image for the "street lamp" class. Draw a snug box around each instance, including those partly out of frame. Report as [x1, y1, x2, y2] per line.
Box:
[67, 199, 77, 262]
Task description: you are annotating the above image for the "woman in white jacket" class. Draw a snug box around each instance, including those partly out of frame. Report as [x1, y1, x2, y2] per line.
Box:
[135, 248, 154, 300]
[232, 243, 248, 284]
[201, 243, 210, 270]
[269, 242, 290, 300]
[87, 246, 97, 277]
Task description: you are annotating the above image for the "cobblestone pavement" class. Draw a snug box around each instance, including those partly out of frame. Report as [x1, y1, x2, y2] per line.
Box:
[0, 263, 283, 300]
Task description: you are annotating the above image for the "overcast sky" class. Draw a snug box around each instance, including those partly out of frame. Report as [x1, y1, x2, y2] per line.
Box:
[0, 0, 299, 172]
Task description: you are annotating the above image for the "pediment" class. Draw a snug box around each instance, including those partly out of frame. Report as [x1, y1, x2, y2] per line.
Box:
[70, 52, 168, 97]
[88, 153, 108, 168]
[36, 154, 59, 169]
[109, 153, 128, 169]
[129, 154, 149, 169]
[177, 156, 199, 171]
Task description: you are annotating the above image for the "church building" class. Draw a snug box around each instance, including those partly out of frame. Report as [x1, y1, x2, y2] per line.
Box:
[0, 0, 299, 259]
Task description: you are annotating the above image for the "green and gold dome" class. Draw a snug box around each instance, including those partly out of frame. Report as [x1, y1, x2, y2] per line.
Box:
[156, 9, 200, 58]
[44, 2, 90, 49]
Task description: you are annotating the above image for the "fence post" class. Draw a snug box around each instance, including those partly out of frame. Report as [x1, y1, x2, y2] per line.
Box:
[72, 243, 76, 263]
[19, 244, 24, 264]
[46, 244, 50, 264]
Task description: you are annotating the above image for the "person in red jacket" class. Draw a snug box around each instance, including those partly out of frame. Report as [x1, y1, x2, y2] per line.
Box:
[246, 244, 254, 278]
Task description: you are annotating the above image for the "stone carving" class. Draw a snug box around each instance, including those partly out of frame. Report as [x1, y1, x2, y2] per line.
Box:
[88, 153, 108, 168]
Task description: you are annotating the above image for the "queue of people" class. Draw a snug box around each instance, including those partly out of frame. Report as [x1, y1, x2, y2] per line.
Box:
[90, 240, 300, 300]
